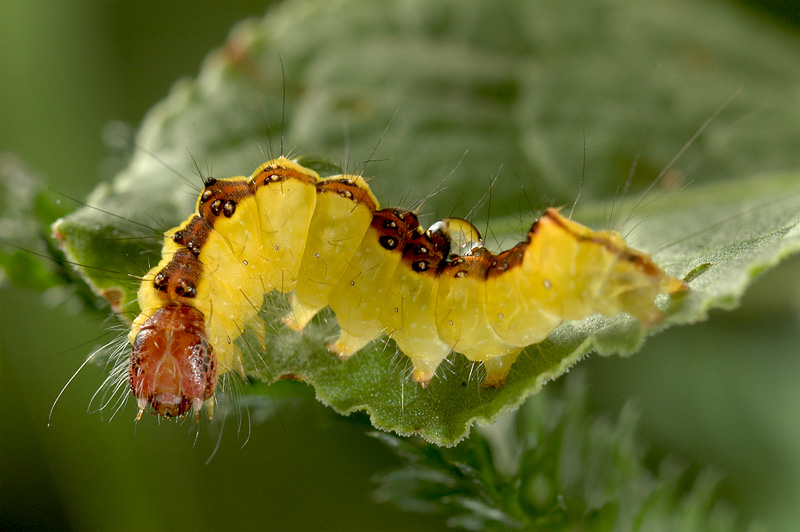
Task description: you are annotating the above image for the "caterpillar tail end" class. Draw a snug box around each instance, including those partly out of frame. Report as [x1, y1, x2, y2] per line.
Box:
[621, 272, 690, 329]
[664, 275, 690, 294]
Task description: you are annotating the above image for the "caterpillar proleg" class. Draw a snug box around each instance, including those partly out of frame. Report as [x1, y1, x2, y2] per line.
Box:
[129, 156, 687, 420]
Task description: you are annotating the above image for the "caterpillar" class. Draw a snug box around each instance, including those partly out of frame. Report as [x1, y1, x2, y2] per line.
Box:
[129, 155, 687, 420]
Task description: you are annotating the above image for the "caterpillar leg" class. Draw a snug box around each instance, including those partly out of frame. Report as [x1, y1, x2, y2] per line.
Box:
[283, 293, 323, 331]
[201, 396, 215, 422]
[409, 356, 445, 387]
[328, 330, 376, 360]
[481, 350, 521, 388]
[391, 332, 451, 388]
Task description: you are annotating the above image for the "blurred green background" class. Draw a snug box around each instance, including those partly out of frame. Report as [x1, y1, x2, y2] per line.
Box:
[1, 1, 798, 530]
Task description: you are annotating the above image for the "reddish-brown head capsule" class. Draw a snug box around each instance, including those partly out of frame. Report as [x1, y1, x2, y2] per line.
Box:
[129, 305, 216, 419]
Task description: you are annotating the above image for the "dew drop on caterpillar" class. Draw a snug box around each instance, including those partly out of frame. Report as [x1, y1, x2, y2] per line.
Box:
[126, 154, 687, 421]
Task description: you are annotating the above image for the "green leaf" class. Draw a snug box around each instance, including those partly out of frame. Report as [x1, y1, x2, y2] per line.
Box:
[0, 154, 101, 312]
[373, 376, 739, 531]
[46, 0, 800, 444]
[0, 154, 61, 291]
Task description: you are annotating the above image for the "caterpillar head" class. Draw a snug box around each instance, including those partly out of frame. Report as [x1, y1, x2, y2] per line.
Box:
[129, 305, 217, 420]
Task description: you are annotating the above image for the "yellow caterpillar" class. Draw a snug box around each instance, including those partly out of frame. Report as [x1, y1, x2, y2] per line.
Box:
[129, 156, 687, 419]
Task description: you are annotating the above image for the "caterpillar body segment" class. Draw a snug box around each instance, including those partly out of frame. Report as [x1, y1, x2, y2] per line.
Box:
[128, 156, 688, 420]
[286, 174, 379, 331]
[247, 160, 319, 293]
[376, 219, 453, 384]
[436, 249, 524, 383]
[326, 208, 417, 358]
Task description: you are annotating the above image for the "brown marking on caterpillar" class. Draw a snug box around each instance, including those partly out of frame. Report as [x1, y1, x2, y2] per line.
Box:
[153, 248, 201, 301]
[171, 217, 210, 257]
[486, 243, 526, 278]
[251, 163, 318, 188]
[401, 229, 449, 275]
[441, 247, 494, 280]
[317, 179, 379, 212]
[199, 180, 252, 221]
[373, 208, 419, 251]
